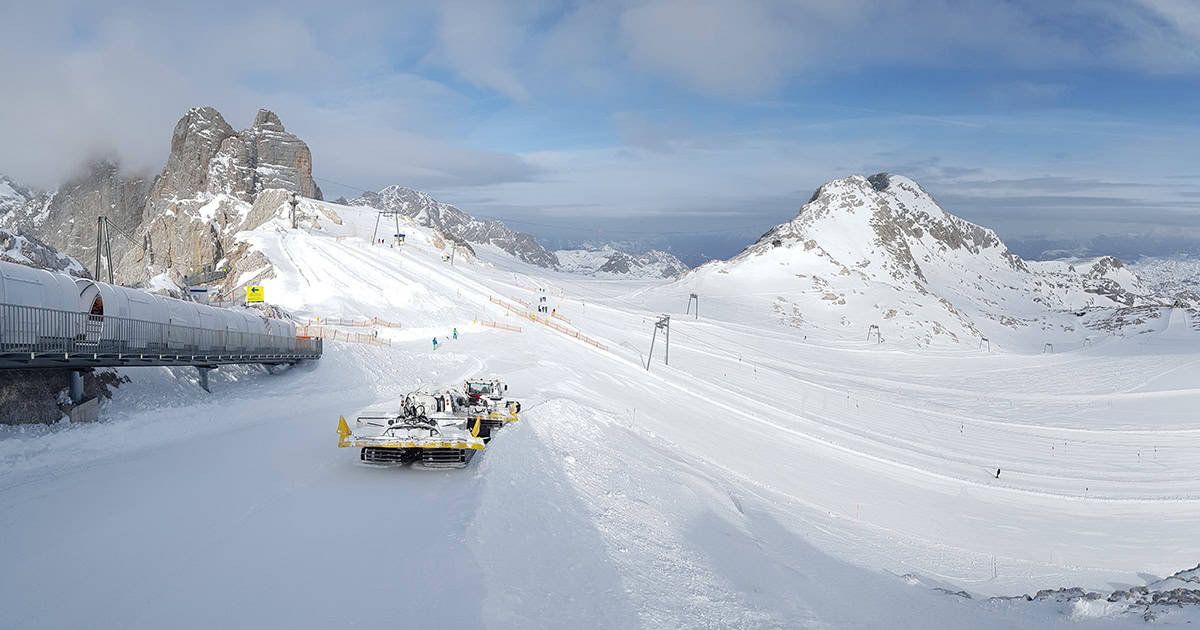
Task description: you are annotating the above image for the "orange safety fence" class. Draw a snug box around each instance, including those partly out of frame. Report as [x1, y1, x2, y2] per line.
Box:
[488, 296, 608, 352]
[306, 316, 403, 329]
[551, 311, 571, 325]
[490, 296, 523, 314]
[479, 320, 522, 332]
[537, 316, 608, 351]
[510, 296, 531, 307]
[297, 325, 393, 346]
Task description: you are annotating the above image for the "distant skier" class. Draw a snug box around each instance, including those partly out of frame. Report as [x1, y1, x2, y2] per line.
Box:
[995, 468, 1001, 479]
[432, 337, 438, 350]
[452, 328, 458, 340]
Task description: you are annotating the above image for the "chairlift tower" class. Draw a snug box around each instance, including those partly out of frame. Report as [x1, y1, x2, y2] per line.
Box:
[289, 192, 300, 229]
[94, 216, 151, 284]
[685, 293, 699, 319]
[645, 314, 671, 370]
[371, 209, 403, 246]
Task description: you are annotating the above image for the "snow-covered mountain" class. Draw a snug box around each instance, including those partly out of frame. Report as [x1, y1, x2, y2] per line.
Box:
[0, 174, 35, 217]
[681, 173, 1156, 348]
[0, 228, 87, 275]
[0, 174, 89, 275]
[555, 245, 688, 279]
[1129, 256, 1200, 307]
[350, 186, 559, 268]
[5, 110, 679, 285]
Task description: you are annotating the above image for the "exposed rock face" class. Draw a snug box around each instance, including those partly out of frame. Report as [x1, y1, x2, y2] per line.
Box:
[120, 107, 321, 286]
[351, 186, 559, 268]
[986, 564, 1200, 623]
[0, 161, 153, 271]
[157, 107, 235, 200]
[154, 107, 320, 203]
[0, 369, 128, 425]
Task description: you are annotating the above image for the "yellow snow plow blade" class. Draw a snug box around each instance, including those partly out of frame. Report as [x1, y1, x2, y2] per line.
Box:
[336, 416, 485, 450]
[471, 411, 519, 424]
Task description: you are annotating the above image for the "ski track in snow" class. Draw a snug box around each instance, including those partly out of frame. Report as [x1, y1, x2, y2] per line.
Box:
[2, 202, 1199, 627]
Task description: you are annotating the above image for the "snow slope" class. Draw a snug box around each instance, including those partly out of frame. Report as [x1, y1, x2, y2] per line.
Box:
[2, 193, 1200, 627]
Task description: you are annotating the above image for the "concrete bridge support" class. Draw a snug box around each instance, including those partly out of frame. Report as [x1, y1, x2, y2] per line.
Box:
[69, 370, 84, 404]
[197, 367, 214, 393]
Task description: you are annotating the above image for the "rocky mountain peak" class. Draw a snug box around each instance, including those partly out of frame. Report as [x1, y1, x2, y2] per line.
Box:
[253, 109, 285, 132]
[866, 172, 892, 192]
[160, 107, 236, 199]
[758, 173, 1020, 288]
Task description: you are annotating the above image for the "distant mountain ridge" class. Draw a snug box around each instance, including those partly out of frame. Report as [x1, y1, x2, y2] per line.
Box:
[555, 245, 688, 279]
[349, 186, 559, 268]
[2, 106, 684, 284]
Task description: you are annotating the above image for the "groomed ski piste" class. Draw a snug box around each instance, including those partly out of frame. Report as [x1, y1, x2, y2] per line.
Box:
[2, 198, 1199, 628]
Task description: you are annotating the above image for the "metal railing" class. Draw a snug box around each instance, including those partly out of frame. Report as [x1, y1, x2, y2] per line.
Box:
[185, 269, 229, 286]
[0, 302, 322, 362]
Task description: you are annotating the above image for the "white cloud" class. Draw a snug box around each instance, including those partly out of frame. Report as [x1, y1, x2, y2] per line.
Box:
[620, 0, 786, 95]
[1, 0, 1198, 258]
[431, 0, 542, 101]
[0, 1, 537, 191]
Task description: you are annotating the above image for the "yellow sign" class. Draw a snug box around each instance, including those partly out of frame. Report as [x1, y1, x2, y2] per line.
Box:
[246, 286, 265, 303]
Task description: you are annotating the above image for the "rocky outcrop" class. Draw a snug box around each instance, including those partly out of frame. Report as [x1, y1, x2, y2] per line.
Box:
[118, 107, 322, 286]
[3, 107, 321, 289]
[352, 186, 558, 268]
[0, 369, 127, 425]
[0, 228, 88, 275]
[154, 106, 320, 203]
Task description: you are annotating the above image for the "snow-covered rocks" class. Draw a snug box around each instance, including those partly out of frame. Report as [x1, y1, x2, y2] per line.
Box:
[555, 245, 688, 278]
[0, 228, 86, 275]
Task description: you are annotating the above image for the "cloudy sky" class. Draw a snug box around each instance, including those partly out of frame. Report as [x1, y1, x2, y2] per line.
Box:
[1, 0, 1198, 260]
